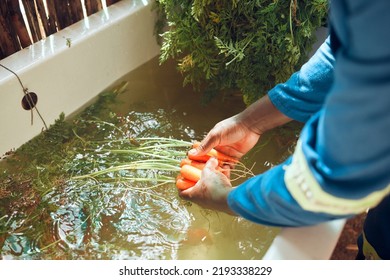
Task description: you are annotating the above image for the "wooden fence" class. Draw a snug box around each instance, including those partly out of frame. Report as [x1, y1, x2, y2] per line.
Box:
[0, 0, 121, 60]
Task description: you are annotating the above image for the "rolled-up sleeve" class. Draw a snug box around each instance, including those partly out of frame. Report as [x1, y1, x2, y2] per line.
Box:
[268, 36, 335, 123]
[228, 0, 390, 227]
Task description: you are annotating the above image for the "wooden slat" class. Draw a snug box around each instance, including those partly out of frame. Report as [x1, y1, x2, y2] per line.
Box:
[69, 0, 84, 24]
[53, 0, 72, 30]
[85, 0, 103, 16]
[0, 15, 16, 58]
[106, 0, 121, 6]
[0, 0, 123, 60]
[21, 0, 42, 42]
[35, 0, 57, 36]
[9, 0, 31, 48]
[45, 0, 60, 32]
[0, 1, 21, 59]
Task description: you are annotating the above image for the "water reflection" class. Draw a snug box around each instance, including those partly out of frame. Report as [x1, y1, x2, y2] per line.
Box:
[0, 58, 292, 259]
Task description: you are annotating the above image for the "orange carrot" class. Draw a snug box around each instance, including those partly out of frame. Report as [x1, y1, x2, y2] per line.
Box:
[180, 158, 192, 167]
[191, 141, 239, 163]
[177, 159, 230, 190]
[176, 176, 196, 190]
[180, 157, 226, 172]
[180, 158, 207, 169]
[180, 164, 202, 182]
[187, 154, 212, 163]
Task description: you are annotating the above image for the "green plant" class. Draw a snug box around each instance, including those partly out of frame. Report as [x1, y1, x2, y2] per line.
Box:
[156, 0, 328, 104]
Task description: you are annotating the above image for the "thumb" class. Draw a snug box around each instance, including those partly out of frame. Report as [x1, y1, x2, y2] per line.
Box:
[202, 157, 219, 175]
[189, 136, 219, 157]
[188, 143, 209, 157]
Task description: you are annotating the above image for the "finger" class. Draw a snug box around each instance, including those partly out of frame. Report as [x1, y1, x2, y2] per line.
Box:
[189, 133, 221, 157]
[221, 164, 231, 179]
[178, 179, 200, 199]
[179, 158, 218, 198]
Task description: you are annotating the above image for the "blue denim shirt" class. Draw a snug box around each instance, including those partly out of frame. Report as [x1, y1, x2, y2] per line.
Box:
[227, 0, 390, 227]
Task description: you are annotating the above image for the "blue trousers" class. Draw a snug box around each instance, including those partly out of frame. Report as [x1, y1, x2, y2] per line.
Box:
[356, 195, 390, 260]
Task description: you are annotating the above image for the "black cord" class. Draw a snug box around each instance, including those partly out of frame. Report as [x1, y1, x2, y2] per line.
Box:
[0, 63, 48, 130]
[0, 63, 26, 91]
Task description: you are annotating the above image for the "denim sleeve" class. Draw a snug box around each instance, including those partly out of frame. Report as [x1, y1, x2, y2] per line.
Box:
[268, 36, 335, 123]
[227, 157, 352, 228]
[314, 0, 390, 200]
[228, 0, 390, 227]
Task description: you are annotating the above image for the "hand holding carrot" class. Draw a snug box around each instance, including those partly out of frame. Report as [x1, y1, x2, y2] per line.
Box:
[177, 95, 291, 215]
[176, 146, 232, 190]
[187, 115, 261, 162]
[176, 111, 261, 214]
[188, 95, 292, 162]
[178, 157, 237, 215]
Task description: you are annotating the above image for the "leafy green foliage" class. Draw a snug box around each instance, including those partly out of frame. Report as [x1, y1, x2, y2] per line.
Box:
[156, 0, 328, 104]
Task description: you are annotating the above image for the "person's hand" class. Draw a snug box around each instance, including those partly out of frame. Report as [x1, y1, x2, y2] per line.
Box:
[179, 157, 237, 215]
[189, 94, 291, 161]
[180, 95, 291, 213]
[180, 112, 260, 213]
[188, 114, 261, 161]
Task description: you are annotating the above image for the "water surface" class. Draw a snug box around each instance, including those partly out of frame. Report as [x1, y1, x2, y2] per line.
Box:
[0, 57, 300, 259]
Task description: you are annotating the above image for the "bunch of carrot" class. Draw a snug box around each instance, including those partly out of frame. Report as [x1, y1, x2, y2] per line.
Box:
[176, 142, 239, 190]
[69, 135, 253, 192]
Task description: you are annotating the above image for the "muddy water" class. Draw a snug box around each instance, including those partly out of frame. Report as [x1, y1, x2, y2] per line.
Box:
[0, 57, 300, 260]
